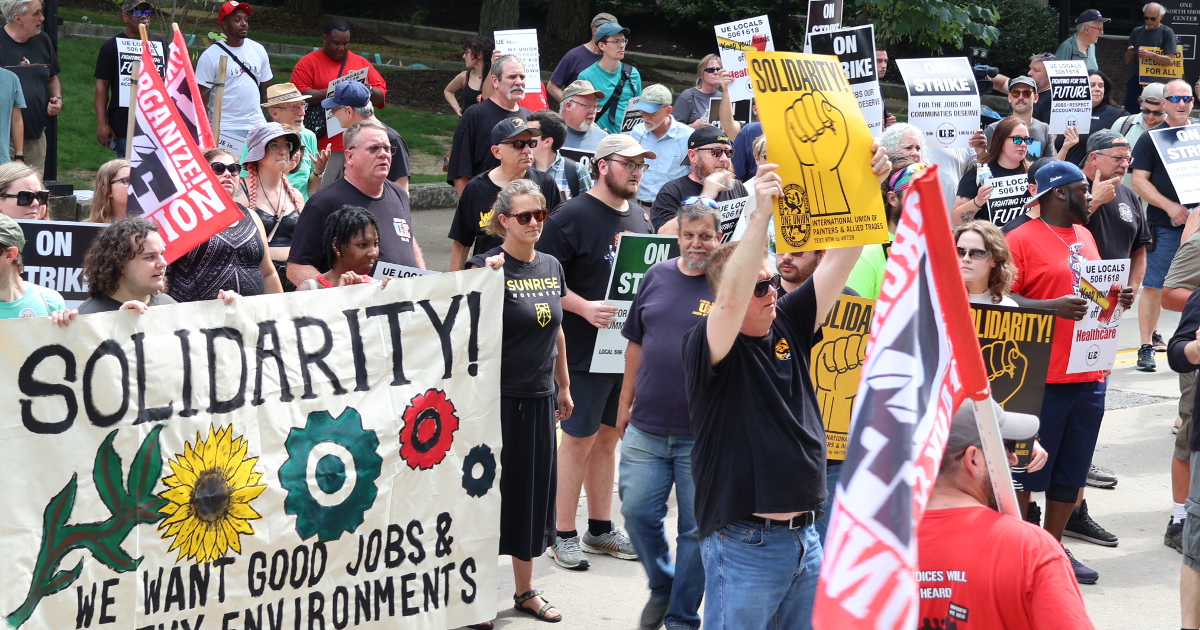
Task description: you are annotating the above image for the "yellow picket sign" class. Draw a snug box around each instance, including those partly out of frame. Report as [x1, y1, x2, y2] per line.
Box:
[746, 51, 888, 253]
[810, 294, 875, 460]
[1140, 46, 1184, 84]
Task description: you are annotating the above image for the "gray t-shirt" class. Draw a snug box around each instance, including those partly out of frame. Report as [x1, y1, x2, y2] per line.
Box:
[984, 117, 1053, 160]
[1166, 232, 1200, 291]
[77, 292, 177, 313]
[564, 124, 608, 151]
[672, 87, 722, 125]
[1129, 25, 1179, 60]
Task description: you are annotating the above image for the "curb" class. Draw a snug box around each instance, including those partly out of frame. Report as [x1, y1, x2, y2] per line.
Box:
[410, 182, 458, 211]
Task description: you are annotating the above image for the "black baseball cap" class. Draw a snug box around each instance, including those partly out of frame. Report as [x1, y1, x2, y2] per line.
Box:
[681, 125, 731, 165]
[490, 117, 542, 146]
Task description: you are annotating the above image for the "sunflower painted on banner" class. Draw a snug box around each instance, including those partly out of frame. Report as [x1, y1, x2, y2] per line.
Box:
[400, 389, 461, 470]
[157, 425, 266, 563]
[280, 408, 383, 542]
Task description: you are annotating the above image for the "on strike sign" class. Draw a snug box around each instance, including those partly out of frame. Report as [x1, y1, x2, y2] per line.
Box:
[896, 58, 980, 149]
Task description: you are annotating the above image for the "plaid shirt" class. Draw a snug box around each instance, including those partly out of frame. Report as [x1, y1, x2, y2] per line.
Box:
[544, 153, 594, 201]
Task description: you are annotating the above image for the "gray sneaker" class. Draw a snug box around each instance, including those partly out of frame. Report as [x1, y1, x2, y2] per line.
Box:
[549, 535, 590, 571]
[581, 527, 639, 560]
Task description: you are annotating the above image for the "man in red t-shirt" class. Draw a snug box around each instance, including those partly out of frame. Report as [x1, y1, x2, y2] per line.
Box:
[290, 19, 387, 181]
[918, 399, 1095, 630]
[1002, 161, 1134, 584]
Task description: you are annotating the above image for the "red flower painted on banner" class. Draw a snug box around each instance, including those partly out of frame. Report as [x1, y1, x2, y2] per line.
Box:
[399, 389, 460, 470]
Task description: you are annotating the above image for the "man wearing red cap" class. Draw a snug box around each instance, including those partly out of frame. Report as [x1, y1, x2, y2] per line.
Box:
[196, 0, 272, 152]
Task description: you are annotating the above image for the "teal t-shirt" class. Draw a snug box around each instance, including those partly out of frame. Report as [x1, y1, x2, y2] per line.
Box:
[0, 67, 27, 165]
[578, 61, 643, 134]
[1054, 35, 1098, 72]
[239, 127, 318, 201]
[0, 282, 66, 319]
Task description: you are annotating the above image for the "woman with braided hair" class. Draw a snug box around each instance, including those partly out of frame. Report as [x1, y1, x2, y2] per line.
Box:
[235, 122, 306, 289]
[296, 205, 380, 290]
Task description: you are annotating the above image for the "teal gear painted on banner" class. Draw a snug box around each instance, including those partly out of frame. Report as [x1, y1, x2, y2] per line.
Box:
[279, 408, 382, 541]
[461, 444, 496, 497]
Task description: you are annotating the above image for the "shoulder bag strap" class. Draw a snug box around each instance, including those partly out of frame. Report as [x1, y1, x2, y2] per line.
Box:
[216, 42, 259, 84]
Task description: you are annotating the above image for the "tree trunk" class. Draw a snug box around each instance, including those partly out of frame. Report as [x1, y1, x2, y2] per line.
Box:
[479, 0, 519, 37]
[546, 0, 590, 44]
[285, 0, 321, 18]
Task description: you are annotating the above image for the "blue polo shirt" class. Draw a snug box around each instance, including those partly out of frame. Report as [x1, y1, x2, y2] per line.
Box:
[628, 117, 692, 203]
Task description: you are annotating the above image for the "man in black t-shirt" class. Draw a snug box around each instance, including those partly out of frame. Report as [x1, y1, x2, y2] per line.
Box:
[1132, 78, 1193, 370]
[536, 133, 656, 571]
[447, 55, 531, 195]
[1082, 130, 1150, 279]
[448, 117, 560, 270]
[0, 0, 61, 172]
[680, 163, 868, 626]
[94, 0, 168, 158]
[650, 125, 748, 232]
[288, 120, 424, 285]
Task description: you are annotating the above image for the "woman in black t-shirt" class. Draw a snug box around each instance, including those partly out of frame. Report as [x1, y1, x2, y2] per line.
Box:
[953, 116, 1031, 226]
[466, 179, 571, 625]
[236, 123, 306, 290]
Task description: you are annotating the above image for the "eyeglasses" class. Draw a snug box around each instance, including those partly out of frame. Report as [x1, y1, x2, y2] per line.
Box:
[567, 101, 601, 112]
[703, 67, 720, 73]
[602, 38, 628, 46]
[1097, 152, 1133, 164]
[753, 273, 782, 298]
[504, 208, 550, 225]
[1086, 24, 1104, 32]
[1, 189, 49, 206]
[699, 148, 734, 159]
[682, 195, 719, 209]
[209, 162, 242, 175]
[111, 176, 131, 186]
[271, 103, 308, 112]
[128, 9, 154, 17]
[500, 138, 539, 150]
[957, 247, 991, 260]
[606, 157, 650, 173]
[1008, 136, 1034, 145]
[1167, 95, 1195, 103]
[1009, 89, 1034, 98]
[1142, 107, 1166, 116]
[1145, 15, 1161, 21]
[357, 144, 397, 155]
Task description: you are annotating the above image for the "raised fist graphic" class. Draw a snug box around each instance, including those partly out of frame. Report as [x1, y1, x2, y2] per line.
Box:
[784, 91, 851, 218]
[981, 338, 1028, 407]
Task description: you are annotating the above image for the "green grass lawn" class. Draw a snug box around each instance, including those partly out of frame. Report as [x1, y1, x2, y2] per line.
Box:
[55, 36, 456, 189]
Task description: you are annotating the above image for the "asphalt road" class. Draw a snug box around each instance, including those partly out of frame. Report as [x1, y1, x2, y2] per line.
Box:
[410, 205, 1192, 629]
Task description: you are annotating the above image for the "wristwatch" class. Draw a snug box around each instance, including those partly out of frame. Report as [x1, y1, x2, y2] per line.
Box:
[13, 154, 24, 160]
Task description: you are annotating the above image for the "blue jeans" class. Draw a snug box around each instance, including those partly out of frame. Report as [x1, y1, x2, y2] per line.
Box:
[700, 518, 822, 630]
[814, 462, 841, 545]
[619, 426, 703, 629]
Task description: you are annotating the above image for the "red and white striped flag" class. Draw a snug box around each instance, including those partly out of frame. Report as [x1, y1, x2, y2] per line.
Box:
[127, 41, 239, 263]
[813, 166, 991, 630]
[166, 25, 215, 149]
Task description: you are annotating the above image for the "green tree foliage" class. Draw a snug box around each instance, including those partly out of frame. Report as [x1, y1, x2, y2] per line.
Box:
[968, 0, 1060, 77]
[849, 0, 999, 52]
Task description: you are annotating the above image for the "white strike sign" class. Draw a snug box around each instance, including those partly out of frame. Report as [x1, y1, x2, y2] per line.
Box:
[1066, 258, 1129, 373]
[1044, 60, 1091, 135]
[1149, 122, 1200, 206]
[493, 29, 541, 94]
[808, 25, 883, 137]
[325, 68, 370, 138]
[116, 39, 166, 107]
[714, 15, 774, 102]
[896, 58, 980, 149]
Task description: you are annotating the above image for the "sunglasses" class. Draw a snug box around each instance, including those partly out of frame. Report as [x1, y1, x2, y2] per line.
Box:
[703, 67, 721, 73]
[1008, 136, 1034, 145]
[1009, 89, 1034, 98]
[957, 247, 991, 260]
[128, 9, 154, 17]
[753, 273, 782, 298]
[682, 195, 719, 209]
[699, 148, 734, 159]
[500, 138, 539, 150]
[1, 189, 49, 206]
[1145, 15, 1160, 20]
[1142, 107, 1166, 116]
[505, 208, 550, 225]
[1168, 95, 1195, 103]
[209, 162, 242, 175]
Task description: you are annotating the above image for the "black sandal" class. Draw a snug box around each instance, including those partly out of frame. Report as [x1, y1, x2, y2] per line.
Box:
[513, 589, 562, 623]
[466, 623, 493, 629]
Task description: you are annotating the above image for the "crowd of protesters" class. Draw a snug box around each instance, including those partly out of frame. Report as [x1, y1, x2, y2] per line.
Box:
[7, 0, 1200, 627]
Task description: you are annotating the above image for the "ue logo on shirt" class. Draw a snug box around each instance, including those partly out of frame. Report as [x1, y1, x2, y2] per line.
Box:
[394, 218, 411, 241]
[19, 307, 35, 318]
[1118, 202, 1133, 223]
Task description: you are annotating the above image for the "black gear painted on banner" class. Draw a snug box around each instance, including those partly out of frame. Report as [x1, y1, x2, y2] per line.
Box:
[461, 444, 496, 498]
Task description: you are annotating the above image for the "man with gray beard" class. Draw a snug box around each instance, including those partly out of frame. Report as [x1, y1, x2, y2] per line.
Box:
[615, 200, 721, 629]
[649, 126, 748, 233]
[446, 54, 531, 194]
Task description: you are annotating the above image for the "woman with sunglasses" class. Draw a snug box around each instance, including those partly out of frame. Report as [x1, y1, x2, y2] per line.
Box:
[86, 158, 130, 223]
[465, 179, 571, 626]
[0, 162, 47, 221]
[167, 148, 283, 301]
[672, 54, 723, 128]
[1056, 70, 1127, 166]
[296, 205, 379, 290]
[443, 36, 494, 117]
[953, 117, 1031, 228]
[235, 122, 307, 291]
[955, 220, 1019, 306]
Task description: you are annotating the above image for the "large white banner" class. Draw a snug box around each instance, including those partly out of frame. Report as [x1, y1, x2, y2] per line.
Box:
[0, 271, 504, 630]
